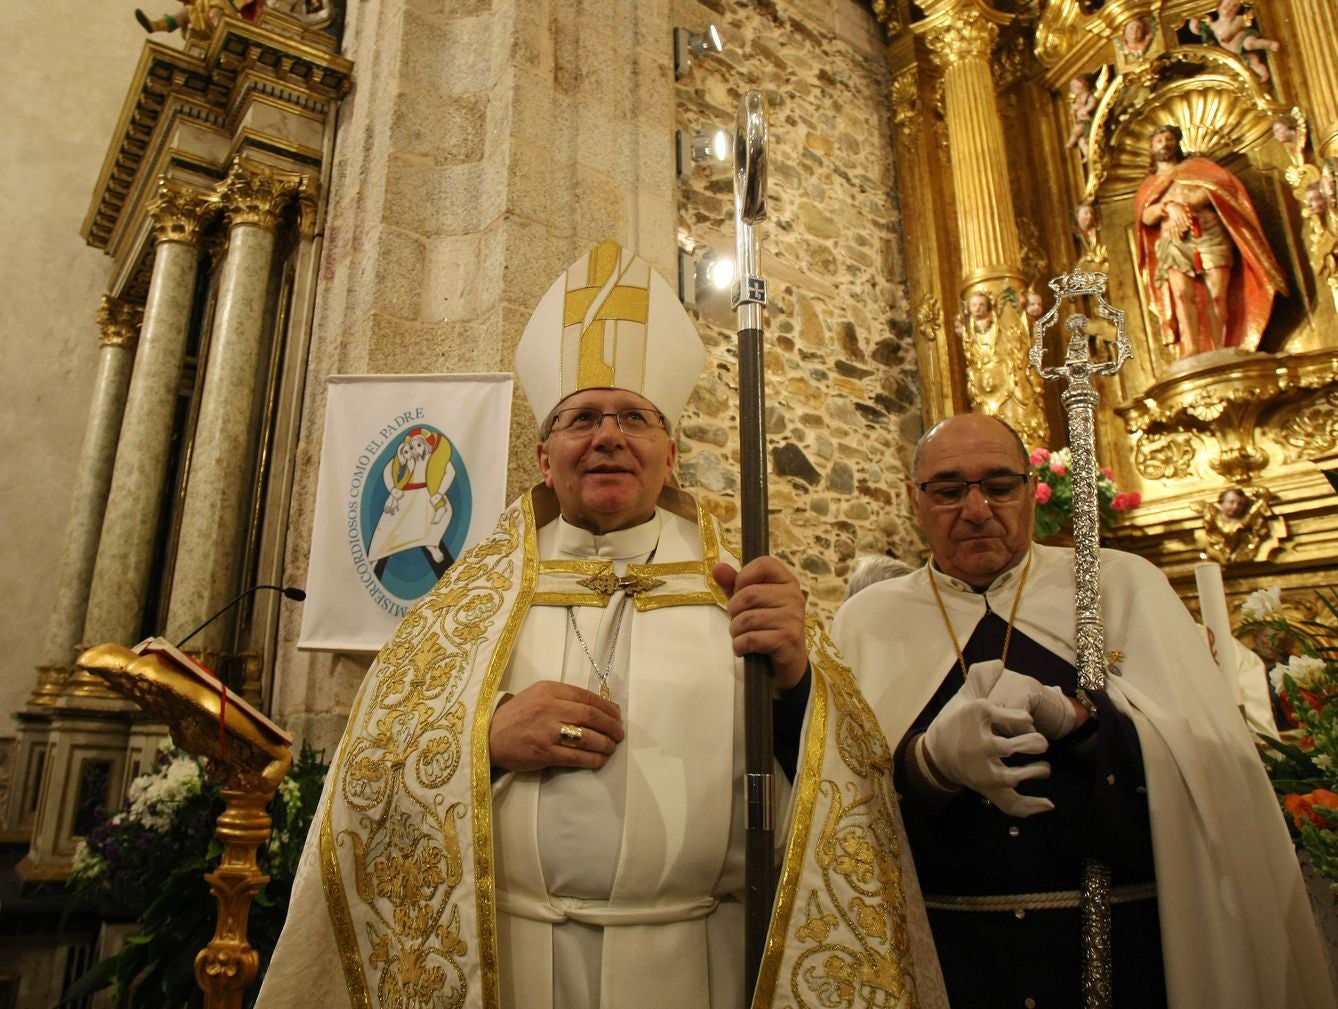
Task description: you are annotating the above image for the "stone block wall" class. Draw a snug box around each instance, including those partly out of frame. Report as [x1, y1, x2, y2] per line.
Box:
[673, 0, 924, 616]
[273, 0, 688, 742]
[270, 0, 925, 740]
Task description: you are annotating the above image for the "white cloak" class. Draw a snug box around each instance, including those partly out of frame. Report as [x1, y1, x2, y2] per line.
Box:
[831, 543, 1335, 1009]
[257, 487, 933, 1009]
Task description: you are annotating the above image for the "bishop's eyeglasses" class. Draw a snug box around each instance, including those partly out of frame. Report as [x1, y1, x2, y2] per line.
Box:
[546, 407, 668, 439]
[916, 472, 1031, 507]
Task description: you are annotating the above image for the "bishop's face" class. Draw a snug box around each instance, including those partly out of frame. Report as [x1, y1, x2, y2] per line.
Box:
[537, 388, 677, 534]
[910, 415, 1035, 588]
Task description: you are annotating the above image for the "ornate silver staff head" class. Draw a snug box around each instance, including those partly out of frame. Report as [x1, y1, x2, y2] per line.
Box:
[733, 91, 768, 328]
[1029, 268, 1131, 380]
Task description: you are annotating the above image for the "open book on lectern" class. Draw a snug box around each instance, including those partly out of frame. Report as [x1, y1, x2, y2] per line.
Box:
[132, 636, 293, 745]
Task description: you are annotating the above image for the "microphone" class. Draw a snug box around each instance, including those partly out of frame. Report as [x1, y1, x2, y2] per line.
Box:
[175, 584, 307, 648]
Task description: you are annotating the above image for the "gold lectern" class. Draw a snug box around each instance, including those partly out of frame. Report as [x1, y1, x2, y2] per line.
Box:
[77, 638, 293, 1009]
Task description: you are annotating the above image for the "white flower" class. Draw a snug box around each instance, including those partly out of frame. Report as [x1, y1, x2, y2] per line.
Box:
[1052, 447, 1072, 468]
[1316, 753, 1335, 772]
[1241, 586, 1283, 620]
[1271, 654, 1329, 692]
[70, 838, 106, 880]
[124, 753, 205, 831]
[278, 776, 300, 809]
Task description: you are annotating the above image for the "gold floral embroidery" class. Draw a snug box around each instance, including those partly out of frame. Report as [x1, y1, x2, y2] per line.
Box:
[324, 504, 524, 1009]
[763, 625, 919, 1009]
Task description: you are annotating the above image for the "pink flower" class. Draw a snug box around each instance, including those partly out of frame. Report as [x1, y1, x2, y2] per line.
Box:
[1029, 448, 1051, 466]
[1127, 491, 1141, 508]
[1050, 462, 1067, 477]
[1100, 467, 1114, 480]
[1112, 492, 1129, 511]
[1034, 482, 1053, 504]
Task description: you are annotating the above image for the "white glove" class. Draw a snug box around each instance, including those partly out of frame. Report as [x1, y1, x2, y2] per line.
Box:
[972, 659, 1077, 739]
[922, 663, 1054, 817]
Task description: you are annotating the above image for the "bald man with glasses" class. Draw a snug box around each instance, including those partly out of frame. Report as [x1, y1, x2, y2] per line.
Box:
[833, 413, 1333, 1009]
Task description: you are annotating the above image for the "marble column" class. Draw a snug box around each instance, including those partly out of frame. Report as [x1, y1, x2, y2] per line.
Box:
[30, 297, 142, 705]
[163, 161, 298, 652]
[920, 0, 1048, 447]
[242, 178, 321, 707]
[81, 181, 210, 649]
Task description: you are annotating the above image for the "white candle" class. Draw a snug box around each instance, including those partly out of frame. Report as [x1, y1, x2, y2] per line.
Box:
[1194, 561, 1241, 705]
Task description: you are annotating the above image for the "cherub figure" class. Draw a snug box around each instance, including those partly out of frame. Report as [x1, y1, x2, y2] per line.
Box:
[1189, 0, 1281, 84]
[1202, 486, 1272, 564]
[1024, 288, 1046, 327]
[1073, 200, 1108, 269]
[1302, 182, 1337, 295]
[134, 0, 329, 35]
[1118, 16, 1155, 60]
[957, 289, 995, 338]
[1065, 74, 1100, 160]
[954, 289, 999, 366]
[135, 0, 263, 35]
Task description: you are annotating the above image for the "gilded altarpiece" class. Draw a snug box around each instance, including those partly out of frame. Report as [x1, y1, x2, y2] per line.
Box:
[877, 0, 1338, 615]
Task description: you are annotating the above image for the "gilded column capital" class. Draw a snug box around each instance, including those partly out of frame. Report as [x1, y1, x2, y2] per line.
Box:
[219, 160, 301, 232]
[296, 176, 321, 240]
[96, 295, 143, 351]
[148, 180, 212, 247]
[922, 7, 1000, 69]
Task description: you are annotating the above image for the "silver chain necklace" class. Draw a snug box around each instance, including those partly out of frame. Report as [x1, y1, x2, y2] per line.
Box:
[568, 597, 630, 700]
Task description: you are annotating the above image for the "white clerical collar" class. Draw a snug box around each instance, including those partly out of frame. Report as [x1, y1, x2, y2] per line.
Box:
[927, 546, 1033, 596]
[553, 508, 663, 561]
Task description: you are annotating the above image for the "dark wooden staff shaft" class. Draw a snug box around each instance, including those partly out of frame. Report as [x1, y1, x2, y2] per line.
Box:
[739, 323, 775, 1002]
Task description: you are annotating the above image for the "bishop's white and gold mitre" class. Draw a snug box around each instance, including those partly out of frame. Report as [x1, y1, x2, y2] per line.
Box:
[514, 239, 707, 427]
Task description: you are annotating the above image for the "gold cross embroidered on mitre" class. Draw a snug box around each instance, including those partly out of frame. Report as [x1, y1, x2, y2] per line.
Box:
[564, 240, 650, 388]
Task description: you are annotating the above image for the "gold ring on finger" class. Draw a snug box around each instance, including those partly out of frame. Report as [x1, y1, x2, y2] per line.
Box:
[558, 723, 583, 747]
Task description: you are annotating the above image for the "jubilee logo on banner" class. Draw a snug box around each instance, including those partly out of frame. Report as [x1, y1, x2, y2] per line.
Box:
[299, 374, 513, 651]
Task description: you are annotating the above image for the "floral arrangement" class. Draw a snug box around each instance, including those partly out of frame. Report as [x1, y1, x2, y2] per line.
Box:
[1029, 446, 1141, 539]
[1237, 585, 1338, 890]
[63, 742, 328, 1008]
[69, 748, 219, 921]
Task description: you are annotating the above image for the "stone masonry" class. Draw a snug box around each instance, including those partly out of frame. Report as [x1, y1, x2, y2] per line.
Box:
[674, 0, 924, 616]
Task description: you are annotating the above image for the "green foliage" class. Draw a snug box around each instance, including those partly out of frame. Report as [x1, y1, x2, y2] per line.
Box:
[62, 743, 329, 1009]
[1028, 446, 1138, 539]
[1240, 587, 1338, 892]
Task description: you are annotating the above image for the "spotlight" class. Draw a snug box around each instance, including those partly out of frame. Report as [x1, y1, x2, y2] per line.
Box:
[701, 250, 735, 291]
[677, 246, 736, 315]
[673, 24, 724, 79]
[675, 128, 731, 179]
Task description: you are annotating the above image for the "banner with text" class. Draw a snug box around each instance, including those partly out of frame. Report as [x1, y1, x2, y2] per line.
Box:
[299, 373, 513, 652]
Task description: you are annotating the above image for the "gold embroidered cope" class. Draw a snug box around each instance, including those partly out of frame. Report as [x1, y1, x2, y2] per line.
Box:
[308, 490, 922, 1009]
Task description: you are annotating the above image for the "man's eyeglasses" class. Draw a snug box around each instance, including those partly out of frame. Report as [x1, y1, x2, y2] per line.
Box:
[547, 408, 667, 439]
[916, 472, 1031, 507]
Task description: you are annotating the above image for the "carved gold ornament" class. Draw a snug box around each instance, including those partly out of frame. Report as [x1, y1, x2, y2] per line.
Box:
[97, 295, 143, 351]
[575, 571, 666, 597]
